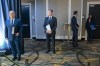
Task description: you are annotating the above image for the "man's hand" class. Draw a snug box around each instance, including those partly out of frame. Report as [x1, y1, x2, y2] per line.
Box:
[76, 26, 79, 29]
[15, 33, 19, 36]
[46, 30, 52, 34]
[49, 30, 52, 34]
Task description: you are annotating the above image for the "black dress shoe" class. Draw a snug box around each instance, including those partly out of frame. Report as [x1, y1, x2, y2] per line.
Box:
[12, 57, 17, 61]
[17, 56, 21, 61]
[45, 50, 50, 53]
[53, 51, 55, 54]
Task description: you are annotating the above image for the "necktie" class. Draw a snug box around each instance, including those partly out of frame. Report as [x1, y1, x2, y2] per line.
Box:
[49, 17, 52, 21]
[11, 19, 14, 35]
[11, 20, 14, 26]
[50, 17, 52, 20]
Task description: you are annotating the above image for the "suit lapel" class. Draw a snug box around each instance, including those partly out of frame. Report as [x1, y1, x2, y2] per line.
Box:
[13, 19, 17, 26]
[8, 20, 12, 27]
[48, 17, 53, 23]
[13, 19, 15, 26]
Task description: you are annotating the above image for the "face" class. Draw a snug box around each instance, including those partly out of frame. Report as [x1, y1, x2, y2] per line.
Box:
[9, 12, 15, 19]
[76, 13, 78, 16]
[48, 11, 52, 16]
[89, 15, 92, 18]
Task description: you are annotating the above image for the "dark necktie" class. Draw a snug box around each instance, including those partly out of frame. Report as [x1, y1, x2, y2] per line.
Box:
[11, 20, 14, 26]
[49, 17, 52, 22]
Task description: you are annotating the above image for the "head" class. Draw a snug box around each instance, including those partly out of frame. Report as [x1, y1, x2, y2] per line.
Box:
[48, 10, 53, 16]
[73, 11, 78, 16]
[89, 14, 93, 19]
[9, 10, 16, 19]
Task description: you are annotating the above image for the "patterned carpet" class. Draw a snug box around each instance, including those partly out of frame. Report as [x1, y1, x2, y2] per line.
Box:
[0, 39, 100, 66]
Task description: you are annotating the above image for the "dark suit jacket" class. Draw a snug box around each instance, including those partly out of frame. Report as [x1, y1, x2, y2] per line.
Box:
[71, 16, 79, 31]
[43, 16, 57, 34]
[85, 18, 96, 31]
[5, 19, 23, 41]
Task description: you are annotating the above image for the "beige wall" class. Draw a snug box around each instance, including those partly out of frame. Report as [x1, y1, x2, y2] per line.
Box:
[35, 0, 46, 39]
[48, 0, 83, 39]
[71, 0, 82, 38]
[48, 0, 68, 38]
[21, 0, 83, 39]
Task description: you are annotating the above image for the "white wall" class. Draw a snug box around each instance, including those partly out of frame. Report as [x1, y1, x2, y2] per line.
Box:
[48, 0, 68, 39]
[71, 0, 83, 39]
[83, 0, 100, 19]
[35, 0, 46, 39]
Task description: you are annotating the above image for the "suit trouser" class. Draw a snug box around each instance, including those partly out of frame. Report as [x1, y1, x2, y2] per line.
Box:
[10, 37, 21, 57]
[72, 30, 78, 48]
[46, 33, 55, 52]
[87, 29, 93, 42]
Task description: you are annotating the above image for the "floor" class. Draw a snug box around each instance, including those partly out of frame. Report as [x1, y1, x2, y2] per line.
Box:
[0, 39, 100, 66]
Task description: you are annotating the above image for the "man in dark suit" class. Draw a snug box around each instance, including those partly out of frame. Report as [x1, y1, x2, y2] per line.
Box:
[43, 10, 57, 54]
[71, 11, 79, 49]
[5, 11, 23, 61]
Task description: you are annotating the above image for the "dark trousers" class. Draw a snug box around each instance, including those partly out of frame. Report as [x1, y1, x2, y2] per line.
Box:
[87, 29, 93, 42]
[46, 33, 55, 52]
[10, 37, 21, 57]
[72, 30, 78, 48]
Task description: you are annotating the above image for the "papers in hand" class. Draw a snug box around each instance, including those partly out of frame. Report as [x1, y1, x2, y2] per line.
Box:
[12, 27, 15, 34]
[46, 24, 51, 31]
[90, 25, 95, 30]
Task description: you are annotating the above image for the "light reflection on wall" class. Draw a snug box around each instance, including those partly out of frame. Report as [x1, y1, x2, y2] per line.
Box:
[0, 0, 9, 50]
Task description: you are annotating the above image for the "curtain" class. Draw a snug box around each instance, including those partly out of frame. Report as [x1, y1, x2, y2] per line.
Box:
[1, 0, 21, 19]
[0, 0, 10, 51]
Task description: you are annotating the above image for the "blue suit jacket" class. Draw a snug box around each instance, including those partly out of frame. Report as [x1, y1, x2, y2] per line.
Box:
[5, 19, 23, 41]
[71, 16, 79, 31]
[43, 16, 57, 34]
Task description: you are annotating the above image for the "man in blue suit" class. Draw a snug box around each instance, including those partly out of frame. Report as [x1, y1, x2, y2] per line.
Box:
[71, 11, 79, 49]
[5, 11, 23, 61]
[43, 10, 57, 54]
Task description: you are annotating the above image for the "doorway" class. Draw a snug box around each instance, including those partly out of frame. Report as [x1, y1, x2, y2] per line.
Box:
[87, 2, 100, 39]
[21, 3, 32, 39]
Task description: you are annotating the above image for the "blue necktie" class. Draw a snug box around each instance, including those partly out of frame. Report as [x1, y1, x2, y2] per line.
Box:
[11, 20, 14, 26]
[49, 17, 52, 22]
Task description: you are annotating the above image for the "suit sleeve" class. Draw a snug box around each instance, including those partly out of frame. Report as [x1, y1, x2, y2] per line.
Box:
[52, 17, 57, 31]
[75, 18, 79, 27]
[85, 19, 88, 29]
[5, 20, 8, 38]
[73, 17, 79, 28]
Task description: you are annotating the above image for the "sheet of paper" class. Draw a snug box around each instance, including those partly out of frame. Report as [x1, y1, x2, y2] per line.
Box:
[12, 27, 15, 34]
[46, 24, 51, 31]
[90, 25, 95, 30]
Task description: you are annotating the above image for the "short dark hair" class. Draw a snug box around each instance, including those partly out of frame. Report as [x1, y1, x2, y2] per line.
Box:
[49, 9, 53, 13]
[73, 11, 78, 15]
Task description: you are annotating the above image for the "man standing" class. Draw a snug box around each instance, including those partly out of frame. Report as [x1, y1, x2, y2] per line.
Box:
[5, 11, 23, 61]
[43, 10, 57, 54]
[71, 11, 79, 49]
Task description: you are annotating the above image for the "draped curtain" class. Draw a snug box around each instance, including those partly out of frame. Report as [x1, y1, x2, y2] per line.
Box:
[1, 0, 21, 19]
